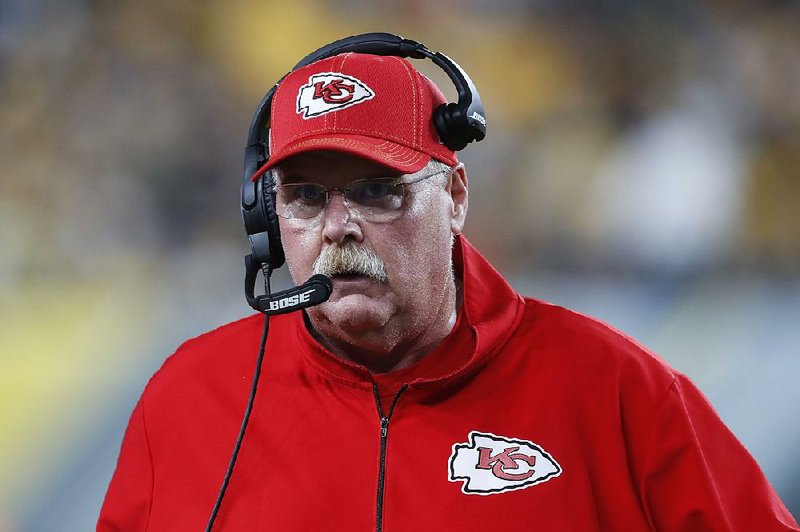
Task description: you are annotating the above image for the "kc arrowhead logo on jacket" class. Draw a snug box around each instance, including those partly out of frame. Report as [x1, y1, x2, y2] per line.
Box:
[449, 431, 562, 494]
[296, 72, 375, 119]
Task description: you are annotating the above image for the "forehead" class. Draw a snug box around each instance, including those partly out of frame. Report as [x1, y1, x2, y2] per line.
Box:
[275, 150, 403, 183]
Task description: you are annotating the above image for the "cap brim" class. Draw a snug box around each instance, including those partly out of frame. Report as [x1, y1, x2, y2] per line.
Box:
[260, 134, 432, 175]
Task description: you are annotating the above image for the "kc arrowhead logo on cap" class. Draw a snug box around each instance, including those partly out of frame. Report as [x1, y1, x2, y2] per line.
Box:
[296, 72, 375, 119]
[449, 431, 562, 495]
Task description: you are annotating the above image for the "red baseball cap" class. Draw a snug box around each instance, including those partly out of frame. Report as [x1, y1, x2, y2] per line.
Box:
[252, 52, 458, 179]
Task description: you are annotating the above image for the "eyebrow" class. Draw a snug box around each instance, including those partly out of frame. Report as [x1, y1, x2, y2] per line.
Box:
[275, 173, 306, 185]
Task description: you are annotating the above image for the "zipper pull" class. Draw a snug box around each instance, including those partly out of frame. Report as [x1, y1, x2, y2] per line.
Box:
[380, 417, 389, 438]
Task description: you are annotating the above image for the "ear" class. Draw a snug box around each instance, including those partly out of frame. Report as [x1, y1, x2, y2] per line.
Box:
[446, 163, 468, 234]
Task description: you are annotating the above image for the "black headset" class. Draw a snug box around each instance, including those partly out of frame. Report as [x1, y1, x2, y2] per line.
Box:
[240, 32, 487, 312]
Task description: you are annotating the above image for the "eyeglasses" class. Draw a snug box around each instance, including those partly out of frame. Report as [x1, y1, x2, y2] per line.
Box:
[271, 168, 450, 222]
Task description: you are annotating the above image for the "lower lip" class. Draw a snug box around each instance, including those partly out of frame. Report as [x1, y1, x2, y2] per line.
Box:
[331, 276, 377, 289]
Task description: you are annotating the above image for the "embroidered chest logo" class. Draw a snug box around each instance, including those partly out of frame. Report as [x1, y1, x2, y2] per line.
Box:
[296, 73, 375, 119]
[448, 431, 562, 495]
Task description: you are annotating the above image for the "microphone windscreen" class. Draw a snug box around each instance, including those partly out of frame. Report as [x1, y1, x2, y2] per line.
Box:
[308, 274, 333, 294]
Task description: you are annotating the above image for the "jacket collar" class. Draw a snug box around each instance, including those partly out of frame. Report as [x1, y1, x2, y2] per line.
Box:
[292, 235, 525, 392]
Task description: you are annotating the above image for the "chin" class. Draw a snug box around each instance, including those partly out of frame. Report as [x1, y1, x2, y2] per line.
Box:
[315, 294, 392, 332]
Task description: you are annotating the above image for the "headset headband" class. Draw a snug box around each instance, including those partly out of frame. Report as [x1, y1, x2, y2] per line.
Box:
[241, 32, 487, 281]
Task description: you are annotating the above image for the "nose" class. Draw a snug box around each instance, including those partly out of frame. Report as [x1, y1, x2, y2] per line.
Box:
[320, 191, 363, 245]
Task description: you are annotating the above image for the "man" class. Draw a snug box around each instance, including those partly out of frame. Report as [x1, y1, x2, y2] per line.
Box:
[98, 48, 798, 531]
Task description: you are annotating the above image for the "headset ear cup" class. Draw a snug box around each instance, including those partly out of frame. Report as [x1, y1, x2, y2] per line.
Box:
[433, 103, 470, 151]
[262, 172, 285, 269]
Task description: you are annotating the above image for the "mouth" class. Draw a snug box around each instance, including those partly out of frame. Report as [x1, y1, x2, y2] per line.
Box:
[330, 271, 371, 281]
[327, 271, 384, 289]
[332, 271, 362, 279]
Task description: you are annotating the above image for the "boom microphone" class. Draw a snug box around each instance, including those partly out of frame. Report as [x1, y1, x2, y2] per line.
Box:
[244, 254, 333, 314]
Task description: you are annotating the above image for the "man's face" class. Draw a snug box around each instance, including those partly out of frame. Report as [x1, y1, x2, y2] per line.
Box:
[276, 151, 468, 357]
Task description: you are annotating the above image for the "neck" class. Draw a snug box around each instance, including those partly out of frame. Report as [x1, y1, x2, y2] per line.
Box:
[306, 279, 461, 374]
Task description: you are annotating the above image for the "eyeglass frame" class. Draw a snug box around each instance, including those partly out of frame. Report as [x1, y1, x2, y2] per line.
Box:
[269, 166, 453, 222]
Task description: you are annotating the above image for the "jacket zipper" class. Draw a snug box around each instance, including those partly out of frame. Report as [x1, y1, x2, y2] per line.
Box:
[372, 383, 408, 532]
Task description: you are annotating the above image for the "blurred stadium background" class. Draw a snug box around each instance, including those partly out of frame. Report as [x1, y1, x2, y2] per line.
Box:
[1, 0, 799, 529]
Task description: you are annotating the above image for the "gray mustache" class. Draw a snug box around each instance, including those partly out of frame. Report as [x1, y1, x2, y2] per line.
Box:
[313, 243, 387, 283]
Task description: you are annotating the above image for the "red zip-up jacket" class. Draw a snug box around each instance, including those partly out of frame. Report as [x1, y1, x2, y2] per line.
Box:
[98, 237, 798, 531]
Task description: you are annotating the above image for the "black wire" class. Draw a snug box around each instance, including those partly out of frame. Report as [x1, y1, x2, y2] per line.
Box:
[205, 273, 271, 531]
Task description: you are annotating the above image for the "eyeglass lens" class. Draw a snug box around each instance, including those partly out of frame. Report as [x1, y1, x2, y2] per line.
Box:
[273, 168, 448, 221]
[275, 179, 404, 220]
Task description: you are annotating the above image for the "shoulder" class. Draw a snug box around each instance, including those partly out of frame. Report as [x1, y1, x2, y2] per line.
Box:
[512, 296, 679, 395]
[160, 314, 264, 374]
[141, 313, 291, 404]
